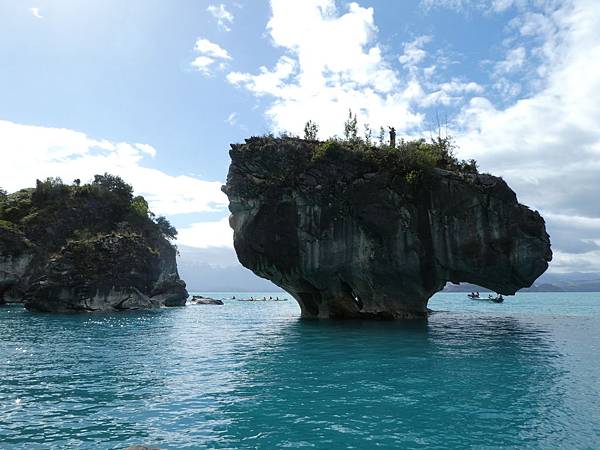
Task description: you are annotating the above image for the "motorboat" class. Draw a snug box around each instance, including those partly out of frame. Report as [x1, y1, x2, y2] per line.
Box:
[468, 292, 504, 303]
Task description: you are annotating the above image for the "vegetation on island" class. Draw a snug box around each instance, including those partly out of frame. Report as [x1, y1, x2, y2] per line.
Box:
[247, 110, 480, 193]
[229, 112, 484, 218]
[0, 174, 177, 256]
[303, 109, 479, 178]
[255, 110, 479, 188]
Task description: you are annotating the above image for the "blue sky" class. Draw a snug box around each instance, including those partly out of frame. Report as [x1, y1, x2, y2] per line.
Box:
[1, 0, 600, 273]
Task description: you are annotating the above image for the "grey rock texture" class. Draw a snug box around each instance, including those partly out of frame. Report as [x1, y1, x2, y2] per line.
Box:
[0, 226, 34, 304]
[190, 295, 224, 305]
[24, 234, 187, 312]
[223, 137, 552, 319]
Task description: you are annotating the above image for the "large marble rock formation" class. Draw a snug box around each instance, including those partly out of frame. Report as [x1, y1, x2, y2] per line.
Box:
[223, 137, 552, 319]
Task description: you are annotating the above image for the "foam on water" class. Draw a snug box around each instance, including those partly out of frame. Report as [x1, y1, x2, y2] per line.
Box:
[1, 292, 600, 449]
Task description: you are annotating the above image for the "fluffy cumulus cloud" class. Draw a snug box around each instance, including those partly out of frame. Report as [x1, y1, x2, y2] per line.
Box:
[495, 46, 526, 74]
[191, 38, 232, 75]
[0, 120, 228, 216]
[228, 1, 419, 137]
[399, 36, 431, 67]
[207, 4, 234, 32]
[227, 1, 486, 139]
[452, 0, 600, 271]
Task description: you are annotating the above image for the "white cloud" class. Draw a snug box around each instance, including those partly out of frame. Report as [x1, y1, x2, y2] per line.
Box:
[226, 0, 429, 137]
[191, 38, 232, 75]
[226, 1, 486, 139]
[194, 38, 231, 60]
[495, 46, 526, 73]
[207, 4, 234, 32]
[399, 36, 431, 68]
[226, 112, 238, 125]
[29, 7, 42, 19]
[0, 119, 228, 216]
[420, 0, 486, 12]
[423, 65, 436, 78]
[421, 0, 555, 14]
[492, 0, 515, 12]
[421, 79, 484, 107]
[191, 56, 215, 74]
[227, 56, 296, 96]
[541, 212, 600, 271]
[490, 46, 527, 97]
[177, 216, 233, 248]
[134, 142, 157, 157]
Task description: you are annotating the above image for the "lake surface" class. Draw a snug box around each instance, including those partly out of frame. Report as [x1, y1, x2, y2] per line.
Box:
[1, 292, 600, 449]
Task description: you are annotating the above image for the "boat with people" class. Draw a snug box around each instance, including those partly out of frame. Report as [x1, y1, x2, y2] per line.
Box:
[488, 294, 504, 303]
[467, 292, 504, 303]
[236, 296, 288, 302]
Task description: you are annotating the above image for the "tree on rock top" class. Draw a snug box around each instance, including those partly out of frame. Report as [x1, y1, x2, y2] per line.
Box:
[155, 216, 177, 240]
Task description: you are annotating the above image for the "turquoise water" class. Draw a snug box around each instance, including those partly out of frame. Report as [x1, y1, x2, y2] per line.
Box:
[1, 292, 600, 449]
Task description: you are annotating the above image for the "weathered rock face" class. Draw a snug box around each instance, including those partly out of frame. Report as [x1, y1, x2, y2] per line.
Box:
[0, 179, 188, 312]
[25, 233, 187, 312]
[190, 295, 224, 305]
[0, 226, 34, 304]
[223, 137, 552, 319]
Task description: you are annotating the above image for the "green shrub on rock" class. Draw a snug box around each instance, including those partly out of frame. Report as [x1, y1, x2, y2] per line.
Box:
[312, 139, 346, 161]
[155, 216, 177, 240]
[131, 195, 150, 217]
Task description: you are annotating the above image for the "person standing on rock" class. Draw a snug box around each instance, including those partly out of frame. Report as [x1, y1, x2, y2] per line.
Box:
[389, 127, 396, 148]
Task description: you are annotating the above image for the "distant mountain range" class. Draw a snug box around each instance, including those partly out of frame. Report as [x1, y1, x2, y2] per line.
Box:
[444, 272, 600, 292]
[177, 245, 600, 293]
[177, 245, 279, 292]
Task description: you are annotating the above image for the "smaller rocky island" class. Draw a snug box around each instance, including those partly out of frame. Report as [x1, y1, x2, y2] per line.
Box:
[190, 295, 224, 305]
[0, 175, 188, 312]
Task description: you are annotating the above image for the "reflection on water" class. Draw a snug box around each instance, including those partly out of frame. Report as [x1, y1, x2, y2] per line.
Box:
[215, 317, 563, 449]
[1, 292, 599, 449]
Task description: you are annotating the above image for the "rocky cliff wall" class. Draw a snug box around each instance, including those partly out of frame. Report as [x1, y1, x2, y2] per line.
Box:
[0, 225, 34, 304]
[24, 233, 187, 312]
